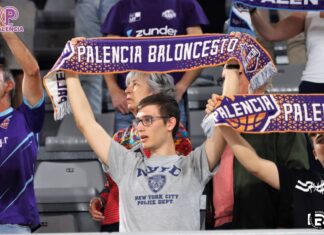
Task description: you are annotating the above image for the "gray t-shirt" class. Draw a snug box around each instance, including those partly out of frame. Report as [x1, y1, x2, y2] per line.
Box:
[104, 141, 217, 232]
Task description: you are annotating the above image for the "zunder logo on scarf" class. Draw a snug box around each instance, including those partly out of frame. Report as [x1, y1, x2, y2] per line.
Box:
[43, 33, 277, 120]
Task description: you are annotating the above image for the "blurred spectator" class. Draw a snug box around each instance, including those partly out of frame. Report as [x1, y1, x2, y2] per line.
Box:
[101, 0, 209, 131]
[277, 11, 306, 65]
[197, 0, 226, 33]
[250, 10, 324, 93]
[75, 0, 119, 113]
[31, 0, 48, 9]
[88, 72, 192, 232]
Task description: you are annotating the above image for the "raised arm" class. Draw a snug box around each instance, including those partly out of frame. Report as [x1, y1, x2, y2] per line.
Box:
[204, 60, 241, 171]
[1, 31, 42, 105]
[65, 71, 112, 165]
[251, 10, 305, 41]
[218, 125, 280, 190]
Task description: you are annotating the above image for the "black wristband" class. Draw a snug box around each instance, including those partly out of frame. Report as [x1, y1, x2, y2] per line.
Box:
[249, 8, 257, 14]
[225, 64, 240, 70]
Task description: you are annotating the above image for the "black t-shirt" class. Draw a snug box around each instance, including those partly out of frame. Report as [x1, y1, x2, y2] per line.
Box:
[278, 166, 324, 228]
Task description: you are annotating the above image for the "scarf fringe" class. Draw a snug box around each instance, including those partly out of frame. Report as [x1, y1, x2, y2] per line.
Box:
[249, 62, 277, 92]
[201, 113, 216, 138]
[54, 101, 71, 121]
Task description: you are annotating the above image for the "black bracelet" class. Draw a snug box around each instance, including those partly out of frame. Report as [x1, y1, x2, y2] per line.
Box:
[249, 8, 257, 14]
[225, 64, 240, 70]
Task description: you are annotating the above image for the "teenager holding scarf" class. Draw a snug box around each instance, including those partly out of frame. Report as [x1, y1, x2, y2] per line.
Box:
[88, 72, 192, 232]
[65, 65, 226, 231]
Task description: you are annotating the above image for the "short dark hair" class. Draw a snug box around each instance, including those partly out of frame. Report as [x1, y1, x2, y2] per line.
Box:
[137, 93, 180, 138]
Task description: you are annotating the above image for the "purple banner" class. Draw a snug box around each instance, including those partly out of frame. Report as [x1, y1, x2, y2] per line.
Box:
[204, 94, 324, 133]
[234, 0, 324, 11]
[44, 34, 277, 120]
[48, 34, 276, 90]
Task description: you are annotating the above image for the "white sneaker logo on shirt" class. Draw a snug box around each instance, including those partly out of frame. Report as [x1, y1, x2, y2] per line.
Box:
[295, 180, 324, 194]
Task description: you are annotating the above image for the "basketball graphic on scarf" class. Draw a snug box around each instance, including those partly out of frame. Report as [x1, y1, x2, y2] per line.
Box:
[240, 43, 260, 73]
[227, 112, 267, 132]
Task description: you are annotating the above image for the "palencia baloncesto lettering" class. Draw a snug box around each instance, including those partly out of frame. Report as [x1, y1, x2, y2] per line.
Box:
[77, 38, 239, 64]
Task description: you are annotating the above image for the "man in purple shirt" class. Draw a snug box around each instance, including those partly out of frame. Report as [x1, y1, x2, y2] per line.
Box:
[101, 0, 209, 131]
[0, 28, 45, 233]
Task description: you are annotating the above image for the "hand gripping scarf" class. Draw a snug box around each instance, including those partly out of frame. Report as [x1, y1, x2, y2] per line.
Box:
[44, 33, 277, 120]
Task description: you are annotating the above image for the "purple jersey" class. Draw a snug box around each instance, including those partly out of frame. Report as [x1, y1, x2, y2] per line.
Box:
[0, 97, 45, 229]
[101, 0, 208, 89]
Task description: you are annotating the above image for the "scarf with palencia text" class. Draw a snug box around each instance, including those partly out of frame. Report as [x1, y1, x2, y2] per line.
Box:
[44, 33, 277, 120]
[201, 94, 324, 134]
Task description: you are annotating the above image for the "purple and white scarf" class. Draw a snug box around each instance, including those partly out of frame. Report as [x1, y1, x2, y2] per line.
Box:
[202, 94, 324, 134]
[44, 33, 276, 120]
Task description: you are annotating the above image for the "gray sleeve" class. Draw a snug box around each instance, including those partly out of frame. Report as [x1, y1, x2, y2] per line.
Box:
[190, 144, 218, 186]
[102, 140, 138, 184]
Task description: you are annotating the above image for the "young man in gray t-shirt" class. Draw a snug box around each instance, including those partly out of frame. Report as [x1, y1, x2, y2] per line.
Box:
[66, 71, 224, 231]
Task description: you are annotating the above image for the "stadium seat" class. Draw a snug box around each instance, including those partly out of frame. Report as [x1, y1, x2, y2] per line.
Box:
[187, 66, 222, 110]
[35, 214, 77, 233]
[45, 113, 115, 152]
[268, 64, 305, 93]
[36, 109, 113, 232]
[34, 160, 105, 232]
[188, 110, 206, 149]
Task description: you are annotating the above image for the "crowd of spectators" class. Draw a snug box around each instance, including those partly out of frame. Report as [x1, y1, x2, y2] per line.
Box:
[0, 0, 323, 233]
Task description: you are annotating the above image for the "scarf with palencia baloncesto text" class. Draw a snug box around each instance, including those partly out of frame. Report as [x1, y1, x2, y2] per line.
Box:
[44, 33, 277, 120]
[43, 34, 324, 133]
[201, 94, 324, 135]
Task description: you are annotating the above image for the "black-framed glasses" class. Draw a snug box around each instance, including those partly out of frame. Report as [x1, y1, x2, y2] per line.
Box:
[132, 115, 170, 127]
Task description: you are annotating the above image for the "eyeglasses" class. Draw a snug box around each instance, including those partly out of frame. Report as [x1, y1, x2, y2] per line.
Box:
[132, 115, 169, 127]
